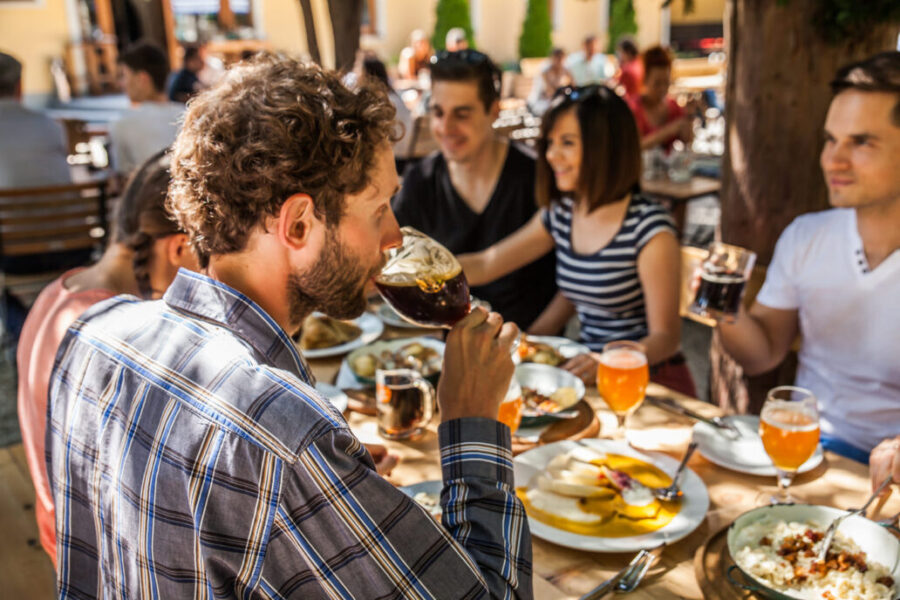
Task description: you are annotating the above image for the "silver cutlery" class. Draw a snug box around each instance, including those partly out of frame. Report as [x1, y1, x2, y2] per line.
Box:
[646, 396, 742, 438]
[652, 442, 698, 502]
[817, 477, 892, 562]
[578, 544, 662, 600]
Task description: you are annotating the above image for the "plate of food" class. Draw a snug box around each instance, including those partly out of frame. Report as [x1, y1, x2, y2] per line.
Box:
[513, 439, 709, 552]
[313, 382, 349, 413]
[727, 503, 899, 600]
[296, 312, 384, 359]
[515, 363, 585, 427]
[343, 337, 445, 387]
[400, 480, 443, 518]
[515, 336, 591, 367]
[693, 415, 824, 477]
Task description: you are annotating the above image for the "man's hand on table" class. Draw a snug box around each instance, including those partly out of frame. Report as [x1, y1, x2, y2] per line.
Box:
[870, 436, 900, 496]
[562, 352, 601, 385]
[438, 308, 518, 423]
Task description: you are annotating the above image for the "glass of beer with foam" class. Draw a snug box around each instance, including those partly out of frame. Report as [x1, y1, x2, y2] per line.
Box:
[376, 227, 471, 328]
[596, 341, 649, 439]
[760, 386, 819, 504]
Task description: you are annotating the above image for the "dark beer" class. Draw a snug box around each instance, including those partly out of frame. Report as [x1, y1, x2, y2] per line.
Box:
[691, 270, 746, 320]
[375, 269, 471, 328]
[377, 379, 431, 439]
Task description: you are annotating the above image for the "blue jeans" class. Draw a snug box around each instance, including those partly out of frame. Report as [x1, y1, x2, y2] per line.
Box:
[820, 434, 870, 464]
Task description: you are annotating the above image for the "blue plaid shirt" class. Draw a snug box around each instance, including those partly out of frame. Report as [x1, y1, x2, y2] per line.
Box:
[47, 269, 532, 599]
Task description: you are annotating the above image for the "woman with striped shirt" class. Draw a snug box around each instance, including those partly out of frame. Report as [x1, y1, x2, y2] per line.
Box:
[460, 85, 695, 395]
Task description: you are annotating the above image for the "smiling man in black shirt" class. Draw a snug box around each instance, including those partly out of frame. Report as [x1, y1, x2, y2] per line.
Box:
[392, 50, 557, 329]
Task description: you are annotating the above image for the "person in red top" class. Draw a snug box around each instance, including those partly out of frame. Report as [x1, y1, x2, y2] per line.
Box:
[614, 36, 642, 102]
[16, 151, 199, 566]
[628, 45, 696, 152]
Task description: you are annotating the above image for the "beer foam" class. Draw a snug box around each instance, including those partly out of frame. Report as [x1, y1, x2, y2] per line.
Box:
[599, 348, 647, 369]
[377, 232, 461, 286]
[761, 406, 818, 432]
[700, 270, 745, 284]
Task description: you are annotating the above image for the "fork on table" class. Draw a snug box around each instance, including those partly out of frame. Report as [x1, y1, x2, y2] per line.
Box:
[578, 544, 664, 599]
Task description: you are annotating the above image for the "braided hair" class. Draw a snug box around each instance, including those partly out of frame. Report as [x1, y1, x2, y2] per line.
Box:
[113, 150, 184, 298]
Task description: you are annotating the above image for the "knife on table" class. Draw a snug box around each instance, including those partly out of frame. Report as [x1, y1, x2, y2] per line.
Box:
[646, 396, 742, 438]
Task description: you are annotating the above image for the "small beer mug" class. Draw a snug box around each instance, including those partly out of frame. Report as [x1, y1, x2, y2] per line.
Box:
[376, 368, 435, 440]
[690, 242, 757, 322]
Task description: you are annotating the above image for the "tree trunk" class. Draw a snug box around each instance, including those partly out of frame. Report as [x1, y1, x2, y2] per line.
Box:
[328, 0, 363, 72]
[298, 0, 321, 64]
[713, 0, 898, 414]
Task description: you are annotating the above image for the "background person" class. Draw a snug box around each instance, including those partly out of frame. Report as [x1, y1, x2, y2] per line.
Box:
[17, 150, 199, 567]
[110, 41, 184, 176]
[168, 44, 205, 103]
[398, 28, 433, 80]
[459, 85, 693, 395]
[47, 56, 531, 598]
[445, 27, 469, 52]
[528, 47, 574, 116]
[356, 53, 414, 164]
[614, 36, 642, 102]
[392, 49, 558, 330]
[716, 52, 900, 462]
[629, 45, 696, 152]
[565, 35, 608, 86]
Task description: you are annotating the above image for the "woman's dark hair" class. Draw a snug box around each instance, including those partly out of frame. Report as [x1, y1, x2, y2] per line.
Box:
[642, 46, 672, 79]
[362, 55, 391, 88]
[113, 150, 184, 298]
[536, 85, 642, 211]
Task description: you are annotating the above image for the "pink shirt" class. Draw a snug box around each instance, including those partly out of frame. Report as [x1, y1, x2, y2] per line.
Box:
[628, 96, 685, 152]
[16, 269, 115, 566]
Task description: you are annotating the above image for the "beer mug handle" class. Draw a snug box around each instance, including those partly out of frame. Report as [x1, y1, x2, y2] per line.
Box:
[411, 375, 435, 426]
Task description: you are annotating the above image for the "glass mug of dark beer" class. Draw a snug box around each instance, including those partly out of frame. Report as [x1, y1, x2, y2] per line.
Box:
[376, 368, 435, 440]
[690, 242, 757, 322]
[376, 227, 471, 328]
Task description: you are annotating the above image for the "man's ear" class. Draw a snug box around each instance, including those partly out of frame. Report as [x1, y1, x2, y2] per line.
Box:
[489, 98, 501, 121]
[276, 193, 318, 250]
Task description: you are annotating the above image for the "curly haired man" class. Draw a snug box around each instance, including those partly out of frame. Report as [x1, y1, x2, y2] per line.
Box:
[46, 56, 532, 599]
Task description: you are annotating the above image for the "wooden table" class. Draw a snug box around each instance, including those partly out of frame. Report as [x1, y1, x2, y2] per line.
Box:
[641, 175, 721, 232]
[307, 328, 899, 599]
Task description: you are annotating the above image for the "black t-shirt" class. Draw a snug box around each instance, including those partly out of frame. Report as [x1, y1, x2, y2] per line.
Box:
[392, 143, 557, 329]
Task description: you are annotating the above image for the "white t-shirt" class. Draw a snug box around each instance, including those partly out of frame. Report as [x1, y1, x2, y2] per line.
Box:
[756, 208, 900, 452]
[109, 102, 184, 175]
[564, 51, 607, 86]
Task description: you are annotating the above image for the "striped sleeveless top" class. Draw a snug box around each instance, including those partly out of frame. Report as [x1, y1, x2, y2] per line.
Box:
[541, 194, 677, 350]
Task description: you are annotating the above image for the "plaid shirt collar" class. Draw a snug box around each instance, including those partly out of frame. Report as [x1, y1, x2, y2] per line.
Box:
[163, 269, 313, 383]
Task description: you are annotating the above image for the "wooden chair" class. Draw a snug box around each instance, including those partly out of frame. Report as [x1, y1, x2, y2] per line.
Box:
[0, 180, 110, 307]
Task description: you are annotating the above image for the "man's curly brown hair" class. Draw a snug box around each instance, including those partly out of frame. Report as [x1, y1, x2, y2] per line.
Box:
[168, 55, 397, 259]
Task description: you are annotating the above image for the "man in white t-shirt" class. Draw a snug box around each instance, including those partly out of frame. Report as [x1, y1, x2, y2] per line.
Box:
[110, 42, 184, 176]
[719, 52, 900, 462]
[565, 35, 608, 86]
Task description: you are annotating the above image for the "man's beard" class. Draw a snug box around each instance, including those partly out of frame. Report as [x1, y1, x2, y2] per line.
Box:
[288, 232, 379, 325]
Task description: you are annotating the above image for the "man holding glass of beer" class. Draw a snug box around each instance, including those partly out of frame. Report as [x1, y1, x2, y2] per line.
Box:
[45, 56, 531, 598]
[717, 52, 900, 465]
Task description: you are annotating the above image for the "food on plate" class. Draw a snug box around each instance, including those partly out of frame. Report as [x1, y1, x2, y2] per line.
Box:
[733, 517, 895, 600]
[522, 386, 580, 415]
[516, 446, 680, 537]
[297, 314, 362, 350]
[412, 491, 442, 517]
[350, 342, 442, 379]
[517, 338, 568, 366]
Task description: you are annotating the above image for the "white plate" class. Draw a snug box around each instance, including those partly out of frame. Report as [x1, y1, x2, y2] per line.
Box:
[376, 303, 439, 329]
[514, 439, 709, 552]
[313, 382, 349, 413]
[514, 335, 591, 365]
[300, 313, 384, 359]
[338, 336, 446, 388]
[693, 415, 824, 477]
[399, 480, 443, 516]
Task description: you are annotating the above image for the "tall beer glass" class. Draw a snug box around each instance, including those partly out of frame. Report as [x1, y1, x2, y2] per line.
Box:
[596, 341, 649, 439]
[690, 242, 757, 323]
[760, 386, 819, 504]
[376, 227, 471, 328]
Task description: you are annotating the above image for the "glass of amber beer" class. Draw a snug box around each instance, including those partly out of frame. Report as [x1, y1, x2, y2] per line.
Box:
[497, 377, 524, 434]
[596, 341, 649, 439]
[376, 227, 472, 328]
[760, 386, 819, 504]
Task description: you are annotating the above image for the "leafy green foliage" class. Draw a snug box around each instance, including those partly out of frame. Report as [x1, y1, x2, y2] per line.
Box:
[807, 0, 900, 44]
[519, 0, 553, 59]
[607, 0, 639, 53]
[432, 0, 476, 51]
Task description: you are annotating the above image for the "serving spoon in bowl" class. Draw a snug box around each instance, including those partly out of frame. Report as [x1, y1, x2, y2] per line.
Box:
[817, 476, 892, 562]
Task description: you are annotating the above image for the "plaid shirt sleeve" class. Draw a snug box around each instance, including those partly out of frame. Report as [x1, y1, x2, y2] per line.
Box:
[259, 418, 532, 600]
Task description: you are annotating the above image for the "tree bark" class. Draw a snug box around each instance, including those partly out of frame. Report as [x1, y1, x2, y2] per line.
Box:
[328, 0, 363, 72]
[298, 0, 321, 64]
[713, 0, 898, 414]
